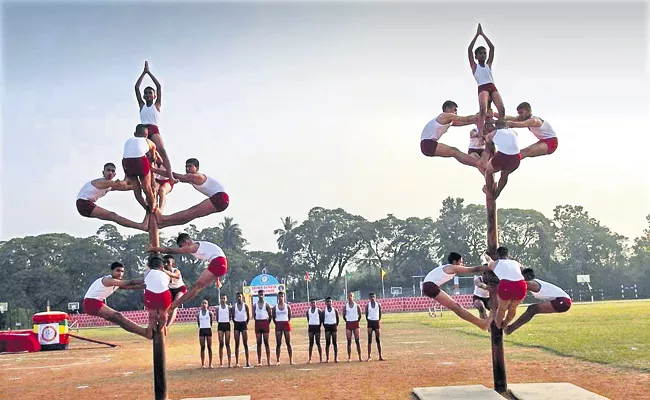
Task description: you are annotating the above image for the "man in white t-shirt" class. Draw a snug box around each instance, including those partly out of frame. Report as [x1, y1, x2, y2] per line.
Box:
[505, 102, 559, 160]
[143, 256, 172, 335]
[365, 292, 384, 362]
[482, 120, 521, 199]
[76, 163, 149, 231]
[152, 158, 229, 228]
[82, 261, 150, 339]
[162, 255, 185, 328]
[122, 124, 161, 212]
[196, 299, 215, 369]
[504, 268, 572, 335]
[216, 294, 233, 368]
[472, 272, 491, 320]
[147, 233, 228, 310]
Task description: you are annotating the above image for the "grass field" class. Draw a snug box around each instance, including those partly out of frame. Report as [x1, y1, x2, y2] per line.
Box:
[1, 300, 649, 400]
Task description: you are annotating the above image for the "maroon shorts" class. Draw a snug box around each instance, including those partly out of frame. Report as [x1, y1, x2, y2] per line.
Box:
[367, 320, 381, 330]
[420, 139, 438, 157]
[122, 156, 151, 178]
[324, 324, 338, 333]
[538, 137, 559, 154]
[468, 148, 484, 157]
[209, 192, 229, 212]
[156, 178, 172, 186]
[82, 298, 105, 316]
[145, 124, 160, 136]
[550, 297, 572, 313]
[275, 321, 291, 332]
[144, 289, 172, 310]
[76, 199, 96, 217]
[346, 321, 360, 331]
[422, 281, 441, 299]
[255, 319, 270, 334]
[169, 286, 187, 298]
[207, 256, 228, 277]
[478, 83, 498, 95]
[497, 280, 527, 301]
[491, 152, 521, 173]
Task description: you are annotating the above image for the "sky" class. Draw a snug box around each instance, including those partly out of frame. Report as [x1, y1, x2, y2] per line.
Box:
[1, 0, 649, 253]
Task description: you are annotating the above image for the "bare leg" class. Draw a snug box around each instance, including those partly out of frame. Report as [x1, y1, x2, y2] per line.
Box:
[225, 330, 232, 367]
[332, 331, 339, 362]
[159, 199, 218, 228]
[435, 142, 483, 171]
[315, 331, 322, 362]
[275, 330, 282, 364]
[434, 290, 490, 330]
[150, 134, 175, 182]
[242, 330, 250, 367]
[493, 171, 510, 200]
[199, 334, 206, 368]
[491, 91, 506, 123]
[376, 329, 384, 360]
[234, 330, 241, 367]
[346, 329, 352, 361]
[308, 331, 315, 362]
[503, 300, 523, 328]
[170, 269, 216, 310]
[506, 302, 559, 334]
[495, 297, 512, 329]
[476, 90, 490, 135]
[473, 299, 488, 320]
[166, 292, 183, 327]
[131, 177, 148, 211]
[90, 206, 147, 231]
[158, 183, 172, 212]
[141, 173, 157, 213]
[521, 141, 550, 160]
[285, 331, 294, 364]
[219, 330, 225, 367]
[367, 328, 373, 361]
[353, 328, 362, 361]
[98, 306, 150, 339]
[263, 333, 271, 365]
[256, 333, 263, 366]
[325, 331, 332, 362]
[206, 334, 213, 368]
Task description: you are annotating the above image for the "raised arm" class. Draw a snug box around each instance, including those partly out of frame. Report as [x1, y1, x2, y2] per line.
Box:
[172, 172, 206, 185]
[145, 62, 162, 110]
[134, 63, 147, 109]
[480, 25, 496, 67]
[146, 242, 198, 255]
[468, 24, 481, 70]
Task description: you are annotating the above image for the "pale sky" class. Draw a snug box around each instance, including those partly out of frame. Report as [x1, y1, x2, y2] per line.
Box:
[1, 0, 649, 252]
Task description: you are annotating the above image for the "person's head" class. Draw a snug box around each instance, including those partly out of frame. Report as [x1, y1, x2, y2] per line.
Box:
[442, 100, 458, 114]
[484, 121, 496, 133]
[325, 297, 332, 307]
[185, 158, 200, 174]
[278, 291, 285, 302]
[369, 292, 376, 301]
[347, 292, 354, 302]
[522, 267, 536, 281]
[474, 46, 487, 63]
[516, 102, 533, 120]
[148, 256, 164, 270]
[134, 124, 149, 138]
[495, 119, 507, 130]
[201, 299, 209, 310]
[176, 233, 192, 247]
[496, 246, 509, 259]
[143, 86, 156, 103]
[258, 289, 265, 300]
[236, 292, 243, 303]
[220, 294, 227, 305]
[447, 252, 463, 265]
[162, 255, 175, 271]
[102, 163, 117, 180]
[110, 261, 125, 279]
[310, 298, 316, 308]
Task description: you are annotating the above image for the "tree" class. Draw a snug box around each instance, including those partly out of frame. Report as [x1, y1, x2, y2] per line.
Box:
[220, 217, 246, 250]
[433, 198, 486, 266]
[628, 215, 650, 297]
[273, 217, 298, 251]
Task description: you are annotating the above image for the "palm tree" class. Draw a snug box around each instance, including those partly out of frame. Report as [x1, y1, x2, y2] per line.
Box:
[220, 217, 244, 250]
[273, 217, 297, 251]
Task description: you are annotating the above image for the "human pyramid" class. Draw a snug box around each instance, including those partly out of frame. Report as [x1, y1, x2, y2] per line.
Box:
[77, 23, 572, 372]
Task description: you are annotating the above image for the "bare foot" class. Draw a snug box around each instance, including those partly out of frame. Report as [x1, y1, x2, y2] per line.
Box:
[256, 363, 262, 367]
[347, 359, 351, 363]
[290, 361, 296, 365]
[307, 359, 312, 364]
[201, 365, 205, 369]
[379, 357, 386, 361]
[334, 359, 339, 363]
[325, 359, 330, 364]
[367, 357, 372, 362]
[209, 365, 214, 369]
[275, 361, 280, 366]
[234, 364, 240, 368]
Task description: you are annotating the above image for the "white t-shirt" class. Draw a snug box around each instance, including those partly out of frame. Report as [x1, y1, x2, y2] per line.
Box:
[84, 275, 118, 301]
[424, 265, 456, 286]
[144, 269, 170, 293]
[492, 128, 520, 155]
[532, 279, 570, 301]
[421, 115, 452, 141]
[366, 302, 380, 321]
[123, 137, 150, 158]
[198, 309, 212, 329]
[493, 259, 524, 281]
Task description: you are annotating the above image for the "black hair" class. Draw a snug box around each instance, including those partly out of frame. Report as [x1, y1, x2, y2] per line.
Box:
[522, 268, 536, 281]
[474, 46, 487, 55]
[236, 292, 243, 296]
[148, 256, 163, 269]
[495, 119, 507, 130]
[135, 124, 148, 136]
[144, 86, 156, 94]
[110, 261, 124, 270]
[176, 233, 191, 246]
[442, 100, 458, 112]
[163, 254, 175, 263]
[258, 289, 264, 295]
[278, 291, 285, 296]
[310, 298, 316, 302]
[103, 162, 116, 170]
[447, 252, 462, 264]
[369, 292, 376, 297]
[517, 102, 532, 112]
[185, 158, 200, 169]
[325, 297, 332, 301]
[496, 246, 509, 257]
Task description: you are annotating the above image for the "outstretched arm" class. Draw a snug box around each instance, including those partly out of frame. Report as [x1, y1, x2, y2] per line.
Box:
[451, 114, 480, 127]
[147, 242, 198, 254]
[507, 118, 543, 129]
[480, 25, 496, 67]
[171, 172, 206, 185]
[452, 265, 491, 275]
[468, 24, 481, 70]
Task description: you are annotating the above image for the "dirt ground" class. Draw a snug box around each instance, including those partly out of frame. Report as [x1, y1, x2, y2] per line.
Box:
[1, 320, 648, 400]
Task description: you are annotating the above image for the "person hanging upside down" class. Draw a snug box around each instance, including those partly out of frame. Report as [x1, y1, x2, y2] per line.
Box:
[504, 268, 572, 335]
[422, 252, 492, 330]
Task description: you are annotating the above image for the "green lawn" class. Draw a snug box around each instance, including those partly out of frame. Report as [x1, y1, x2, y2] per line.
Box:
[399, 299, 650, 371]
[79, 299, 650, 371]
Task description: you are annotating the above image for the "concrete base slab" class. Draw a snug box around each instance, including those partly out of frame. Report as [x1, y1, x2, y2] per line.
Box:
[181, 396, 251, 400]
[509, 383, 609, 400]
[413, 385, 504, 399]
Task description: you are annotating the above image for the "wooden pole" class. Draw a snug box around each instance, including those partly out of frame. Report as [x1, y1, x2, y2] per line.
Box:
[148, 214, 167, 400]
[484, 142, 507, 393]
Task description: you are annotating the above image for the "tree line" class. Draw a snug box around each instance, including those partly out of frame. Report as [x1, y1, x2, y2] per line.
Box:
[0, 197, 648, 320]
